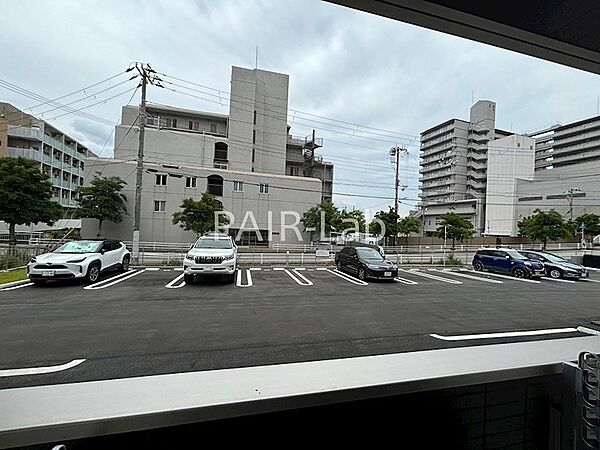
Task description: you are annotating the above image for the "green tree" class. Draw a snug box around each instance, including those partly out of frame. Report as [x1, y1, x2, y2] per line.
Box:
[574, 213, 600, 240]
[397, 215, 421, 244]
[172, 194, 229, 237]
[76, 173, 127, 237]
[0, 157, 63, 247]
[368, 208, 399, 244]
[339, 209, 365, 233]
[301, 201, 341, 237]
[517, 209, 568, 250]
[434, 213, 475, 252]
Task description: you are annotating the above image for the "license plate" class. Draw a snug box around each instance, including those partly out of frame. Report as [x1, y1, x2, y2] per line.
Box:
[41, 270, 55, 277]
[384, 271, 391, 277]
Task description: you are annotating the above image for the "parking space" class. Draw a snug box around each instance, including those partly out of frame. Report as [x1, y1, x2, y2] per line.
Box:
[1, 265, 599, 390]
[2, 264, 599, 298]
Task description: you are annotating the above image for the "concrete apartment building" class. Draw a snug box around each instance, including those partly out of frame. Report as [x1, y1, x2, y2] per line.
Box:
[511, 114, 600, 231]
[0, 102, 90, 209]
[0, 103, 94, 238]
[417, 101, 600, 238]
[81, 66, 333, 245]
[417, 100, 511, 236]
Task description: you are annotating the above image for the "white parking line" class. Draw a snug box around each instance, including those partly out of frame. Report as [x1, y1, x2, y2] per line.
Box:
[165, 273, 186, 289]
[0, 282, 34, 291]
[0, 358, 86, 377]
[326, 269, 368, 286]
[403, 269, 462, 285]
[83, 269, 147, 290]
[585, 266, 600, 272]
[277, 268, 313, 286]
[460, 269, 541, 284]
[394, 276, 419, 285]
[249, 268, 262, 271]
[582, 278, 600, 283]
[433, 269, 503, 284]
[542, 277, 575, 284]
[236, 269, 253, 287]
[173, 268, 184, 271]
[146, 268, 160, 271]
[430, 327, 579, 341]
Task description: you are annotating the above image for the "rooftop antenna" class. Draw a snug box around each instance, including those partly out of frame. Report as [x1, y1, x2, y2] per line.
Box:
[255, 45, 259, 69]
[597, 95, 599, 115]
[471, 90, 474, 105]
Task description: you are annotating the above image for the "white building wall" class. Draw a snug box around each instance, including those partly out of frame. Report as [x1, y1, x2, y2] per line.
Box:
[81, 158, 321, 244]
[484, 134, 535, 236]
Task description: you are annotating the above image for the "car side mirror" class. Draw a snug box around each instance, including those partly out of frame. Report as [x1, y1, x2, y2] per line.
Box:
[100, 249, 106, 255]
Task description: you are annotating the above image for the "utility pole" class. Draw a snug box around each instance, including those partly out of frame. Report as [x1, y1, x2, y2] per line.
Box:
[564, 187, 581, 221]
[131, 62, 163, 262]
[389, 146, 408, 214]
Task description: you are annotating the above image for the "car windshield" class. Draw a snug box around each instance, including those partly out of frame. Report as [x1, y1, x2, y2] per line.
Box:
[541, 252, 567, 263]
[53, 241, 102, 254]
[356, 248, 383, 260]
[194, 239, 233, 249]
[505, 250, 526, 259]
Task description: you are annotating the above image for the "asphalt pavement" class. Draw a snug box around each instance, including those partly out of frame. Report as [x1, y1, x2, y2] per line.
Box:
[1, 265, 599, 389]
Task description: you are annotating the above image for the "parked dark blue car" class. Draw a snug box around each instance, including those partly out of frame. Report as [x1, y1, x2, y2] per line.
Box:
[472, 248, 545, 279]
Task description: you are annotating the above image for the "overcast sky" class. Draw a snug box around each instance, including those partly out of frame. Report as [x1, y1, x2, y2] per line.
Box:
[2, 0, 599, 216]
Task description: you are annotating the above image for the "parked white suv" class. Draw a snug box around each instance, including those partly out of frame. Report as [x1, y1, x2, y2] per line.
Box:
[27, 239, 130, 285]
[183, 234, 237, 284]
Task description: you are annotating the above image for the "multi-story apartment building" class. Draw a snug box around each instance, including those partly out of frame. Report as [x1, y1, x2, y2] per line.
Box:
[81, 66, 333, 245]
[418, 101, 511, 235]
[0, 102, 91, 210]
[529, 115, 600, 171]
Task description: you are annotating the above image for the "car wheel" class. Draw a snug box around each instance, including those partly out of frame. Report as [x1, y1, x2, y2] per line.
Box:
[512, 267, 526, 278]
[184, 274, 194, 285]
[473, 261, 484, 272]
[336, 260, 342, 271]
[549, 268, 562, 279]
[357, 267, 366, 280]
[120, 255, 130, 272]
[86, 263, 101, 283]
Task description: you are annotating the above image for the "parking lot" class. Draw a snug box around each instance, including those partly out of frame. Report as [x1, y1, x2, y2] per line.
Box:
[1, 265, 600, 390]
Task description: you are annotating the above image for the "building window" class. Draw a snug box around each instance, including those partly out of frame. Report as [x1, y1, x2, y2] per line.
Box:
[210, 123, 217, 133]
[252, 148, 255, 163]
[154, 200, 166, 212]
[189, 120, 193, 130]
[207, 175, 224, 196]
[252, 130, 256, 144]
[233, 181, 244, 192]
[214, 142, 228, 169]
[172, 118, 177, 128]
[259, 183, 269, 194]
[155, 174, 167, 186]
[185, 177, 197, 188]
[253, 110, 257, 125]
[289, 166, 299, 176]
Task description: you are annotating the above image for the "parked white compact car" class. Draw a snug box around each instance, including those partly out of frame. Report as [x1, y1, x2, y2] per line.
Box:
[27, 240, 130, 285]
[183, 234, 237, 284]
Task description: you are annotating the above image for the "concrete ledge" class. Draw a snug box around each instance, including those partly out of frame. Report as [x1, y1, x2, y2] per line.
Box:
[2, 336, 600, 448]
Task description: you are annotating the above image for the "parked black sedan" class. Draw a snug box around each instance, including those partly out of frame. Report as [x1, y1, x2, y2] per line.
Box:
[335, 246, 398, 280]
[519, 250, 589, 279]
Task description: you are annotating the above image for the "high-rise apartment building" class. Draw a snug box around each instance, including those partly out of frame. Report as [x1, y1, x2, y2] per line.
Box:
[418, 101, 511, 235]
